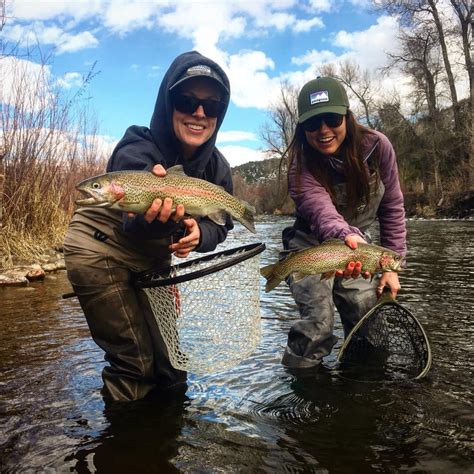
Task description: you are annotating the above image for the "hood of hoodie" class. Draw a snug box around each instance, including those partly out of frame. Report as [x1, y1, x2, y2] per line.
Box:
[149, 51, 230, 178]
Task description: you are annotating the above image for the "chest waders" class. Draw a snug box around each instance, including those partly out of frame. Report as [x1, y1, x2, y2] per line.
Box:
[63, 216, 186, 402]
[281, 175, 386, 369]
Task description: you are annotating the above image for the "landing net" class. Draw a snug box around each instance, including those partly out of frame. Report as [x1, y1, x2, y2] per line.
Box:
[337, 296, 432, 382]
[134, 243, 265, 375]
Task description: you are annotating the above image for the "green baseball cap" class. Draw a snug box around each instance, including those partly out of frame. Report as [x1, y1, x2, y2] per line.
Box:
[297, 76, 350, 124]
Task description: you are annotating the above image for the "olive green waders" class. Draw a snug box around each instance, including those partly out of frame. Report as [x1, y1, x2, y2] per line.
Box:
[64, 211, 186, 402]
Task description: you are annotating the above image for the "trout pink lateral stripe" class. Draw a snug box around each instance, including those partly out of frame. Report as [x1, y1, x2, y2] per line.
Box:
[260, 240, 404, 292]
[149, 186, 218, 199]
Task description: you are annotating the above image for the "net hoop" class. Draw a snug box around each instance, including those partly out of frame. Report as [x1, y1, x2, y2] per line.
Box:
[135, 242, 265, 288]
[337, 294, 432, 381]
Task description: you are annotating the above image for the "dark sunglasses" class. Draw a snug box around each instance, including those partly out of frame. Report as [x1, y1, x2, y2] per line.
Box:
[172, 94, 226, 118]
[303, 113, 344, 132]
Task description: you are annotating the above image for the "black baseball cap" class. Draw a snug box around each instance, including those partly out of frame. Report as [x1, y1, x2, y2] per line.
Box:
[169, 64, 229, 94]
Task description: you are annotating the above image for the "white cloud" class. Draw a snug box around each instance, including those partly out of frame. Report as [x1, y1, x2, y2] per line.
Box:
[56, 72, 83, 89]
[7, 0, 102, 22]
[0, 57, 54, 111]
[284, 15, 408, 110]
[3, 22, 98, 54]
[308, 0, 333, 13]
[293, 17, 324, 33]
[57, 31, 99, 54]
[333, 15, 400, 70]
[103, 0, 158, 34]
[291, 49, 338, 66]
[262, 12, 296, 31]
[218, 145, 266, 168]
[226, 50, 281, 109]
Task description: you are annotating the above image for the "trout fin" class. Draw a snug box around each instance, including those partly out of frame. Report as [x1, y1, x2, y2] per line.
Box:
[118, 199, 140, 208]
[320, 271, 335, 280]
[236, 201, 256, 233]
[207, 210, 227, 226]
[167, 165, 187, 175]
[260, 263, 284, 292]
[292, 271, 310, 283]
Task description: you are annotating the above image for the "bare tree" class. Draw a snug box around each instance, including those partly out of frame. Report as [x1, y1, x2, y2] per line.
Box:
[386, 26, 447, 193]
[260, 80, 299, 161]
[373, 0, 473, 188]
[448, 0, 473, 189]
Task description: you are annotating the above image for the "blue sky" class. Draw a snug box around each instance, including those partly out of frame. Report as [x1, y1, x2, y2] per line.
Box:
[1, 0, 466, 167]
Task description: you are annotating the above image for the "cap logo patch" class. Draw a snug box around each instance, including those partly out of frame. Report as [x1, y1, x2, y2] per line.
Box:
[310, 90, 329, 105]
[187, 65, 212, 76]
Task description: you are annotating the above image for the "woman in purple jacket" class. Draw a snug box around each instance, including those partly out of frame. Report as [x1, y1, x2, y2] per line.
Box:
[281, 76, 407, 369]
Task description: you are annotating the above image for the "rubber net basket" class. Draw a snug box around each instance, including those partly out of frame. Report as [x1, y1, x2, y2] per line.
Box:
[134, 243, 265, 375]
[337, 296, 432, 382]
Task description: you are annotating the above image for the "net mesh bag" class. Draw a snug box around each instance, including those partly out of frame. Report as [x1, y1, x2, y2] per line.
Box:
[134, 243, 265, 375]
[337, 296, 432, 382]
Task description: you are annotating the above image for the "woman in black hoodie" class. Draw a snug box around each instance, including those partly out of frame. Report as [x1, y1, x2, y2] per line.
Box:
[64, 51, 233, 401]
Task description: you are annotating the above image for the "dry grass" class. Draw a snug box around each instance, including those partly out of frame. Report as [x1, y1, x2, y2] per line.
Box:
[0, 54, 107, 270]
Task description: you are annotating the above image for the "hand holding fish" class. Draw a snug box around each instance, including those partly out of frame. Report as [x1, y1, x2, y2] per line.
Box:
[332, 234, 371, 280]
[139, 164, 200, 257]
[137, 164, 185, 224]
[377, 271, 401, 299]
[169, 218, 200, 258]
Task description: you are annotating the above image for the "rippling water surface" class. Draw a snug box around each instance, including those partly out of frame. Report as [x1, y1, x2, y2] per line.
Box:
[1, 218, 473, 472]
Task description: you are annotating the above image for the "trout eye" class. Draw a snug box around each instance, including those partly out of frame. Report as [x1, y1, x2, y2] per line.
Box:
[92, 182, 101, 189]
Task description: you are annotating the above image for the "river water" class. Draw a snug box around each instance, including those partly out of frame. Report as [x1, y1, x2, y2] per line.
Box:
[1, 218, 473, 472]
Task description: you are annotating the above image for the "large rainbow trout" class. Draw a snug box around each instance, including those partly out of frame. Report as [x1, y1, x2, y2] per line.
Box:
[75, 165, 256, 233]
[260, 240, 403, 292]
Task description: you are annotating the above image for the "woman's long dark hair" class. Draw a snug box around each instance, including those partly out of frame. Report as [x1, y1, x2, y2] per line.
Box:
[285, 110, 379, 218]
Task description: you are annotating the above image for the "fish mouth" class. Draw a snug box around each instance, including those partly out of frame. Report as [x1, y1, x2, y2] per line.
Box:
[393, 257, 405, 271]
[75, 188, 113, 208]
[75, 197, 112, 207]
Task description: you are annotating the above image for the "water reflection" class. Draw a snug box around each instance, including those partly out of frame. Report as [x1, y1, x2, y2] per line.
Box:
[0, 218, 473, 472]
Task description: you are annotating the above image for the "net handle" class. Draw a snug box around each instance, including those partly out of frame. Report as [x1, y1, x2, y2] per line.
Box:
[134, 242, 266, 288]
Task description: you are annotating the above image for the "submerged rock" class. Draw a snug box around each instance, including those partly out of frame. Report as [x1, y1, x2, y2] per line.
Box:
[0, 253, 65, 287]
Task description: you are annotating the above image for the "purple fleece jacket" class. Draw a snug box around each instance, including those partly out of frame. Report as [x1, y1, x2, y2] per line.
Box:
[289, 130, 407, 256]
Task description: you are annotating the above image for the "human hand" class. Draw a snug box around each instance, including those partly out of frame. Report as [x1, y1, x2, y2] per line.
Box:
[127, 164, 186, 224]
[169, 218, 200, 258]
[376, 271, 401, 299]
[335, 234, 371, 279]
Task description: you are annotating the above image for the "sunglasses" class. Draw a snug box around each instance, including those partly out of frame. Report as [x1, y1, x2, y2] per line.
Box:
[303, 113, 345, 132]
[172, 94, 226, 118]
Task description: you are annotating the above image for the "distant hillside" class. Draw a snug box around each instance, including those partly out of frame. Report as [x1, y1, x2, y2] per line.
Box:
[232, 158, 280, 184]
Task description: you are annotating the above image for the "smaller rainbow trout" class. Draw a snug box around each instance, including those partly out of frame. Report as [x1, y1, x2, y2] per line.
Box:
[75, 165, 256, 233]
[260, 240, 403, 292]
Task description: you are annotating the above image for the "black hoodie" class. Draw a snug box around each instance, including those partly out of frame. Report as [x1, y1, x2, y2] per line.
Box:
[105, 51, 234, 252]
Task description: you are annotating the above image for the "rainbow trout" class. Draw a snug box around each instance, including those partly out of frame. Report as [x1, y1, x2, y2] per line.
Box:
[75, 165, 256, 233]
[260, 240, 403, 292]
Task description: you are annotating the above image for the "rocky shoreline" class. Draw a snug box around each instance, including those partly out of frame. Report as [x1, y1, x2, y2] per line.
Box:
[0, 249, 66, 287]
